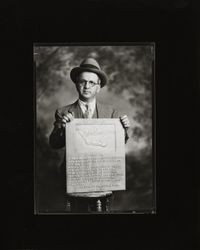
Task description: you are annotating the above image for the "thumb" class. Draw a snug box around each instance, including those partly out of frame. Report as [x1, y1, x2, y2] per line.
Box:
[68, 110, 74, 116]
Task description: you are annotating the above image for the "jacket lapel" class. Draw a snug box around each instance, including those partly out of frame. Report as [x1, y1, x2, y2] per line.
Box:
[96, 102, 107, 118]
[68, 100, 82, 118]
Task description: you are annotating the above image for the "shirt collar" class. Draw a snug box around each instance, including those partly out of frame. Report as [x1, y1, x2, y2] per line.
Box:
[78, 99, 96, 111]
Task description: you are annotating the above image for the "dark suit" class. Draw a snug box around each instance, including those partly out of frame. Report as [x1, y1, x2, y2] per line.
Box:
[49, 100, 129, 212]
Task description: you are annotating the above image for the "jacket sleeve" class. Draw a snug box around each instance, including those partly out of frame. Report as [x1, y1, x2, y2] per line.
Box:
[111, 109, 130, 144]
[49, 109, 65, 149]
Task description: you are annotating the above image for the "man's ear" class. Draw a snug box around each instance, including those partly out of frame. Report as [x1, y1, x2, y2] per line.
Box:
[96, 77, 101, 93]
[96, 85, 101, 93]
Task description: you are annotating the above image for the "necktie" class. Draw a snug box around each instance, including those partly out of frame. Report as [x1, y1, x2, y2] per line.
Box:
[84, 104, 92, 118]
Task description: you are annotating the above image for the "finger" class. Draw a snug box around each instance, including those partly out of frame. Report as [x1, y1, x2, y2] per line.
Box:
[122, 120, 130, 127]
[120, 118, 129, 124]
[121, 118, 130, 125]
[124, 124, 130, 128]
[68, 111, 74, 117]
[121, 118, 129, 124]
[120, 115, 127, 120]
[122, 120, 129, 124]
[67, 113, 73, 120]
[62, 116, 70, 123]
[61, 123, 66, 128]
[123, 123, 129, 128]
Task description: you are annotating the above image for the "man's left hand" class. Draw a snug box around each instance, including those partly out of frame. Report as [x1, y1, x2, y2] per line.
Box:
[120, 115, 130, 130]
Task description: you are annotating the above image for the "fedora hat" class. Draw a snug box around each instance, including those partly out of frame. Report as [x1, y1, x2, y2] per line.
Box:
[70, 58, 108, 87]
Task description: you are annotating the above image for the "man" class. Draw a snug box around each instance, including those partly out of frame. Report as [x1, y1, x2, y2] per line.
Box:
[49, 57, 130, 212]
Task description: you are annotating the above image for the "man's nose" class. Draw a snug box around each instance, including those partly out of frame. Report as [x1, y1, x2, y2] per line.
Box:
[84, 81, 90, 88]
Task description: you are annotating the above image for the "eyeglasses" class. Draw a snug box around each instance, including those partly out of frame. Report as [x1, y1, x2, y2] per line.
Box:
[77, 80, 100, 87]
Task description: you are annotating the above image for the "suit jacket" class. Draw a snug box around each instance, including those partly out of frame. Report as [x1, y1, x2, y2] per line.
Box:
[49, 100, 129, 149]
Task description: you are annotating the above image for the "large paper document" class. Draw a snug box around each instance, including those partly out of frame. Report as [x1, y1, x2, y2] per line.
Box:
[65, 119, 126, 193]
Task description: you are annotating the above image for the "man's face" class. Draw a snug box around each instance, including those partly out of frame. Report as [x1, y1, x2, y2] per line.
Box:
[76, 71, 101, 102]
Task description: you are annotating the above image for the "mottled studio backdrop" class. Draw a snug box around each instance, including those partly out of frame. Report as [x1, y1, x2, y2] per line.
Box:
[35, 45, 155, 213]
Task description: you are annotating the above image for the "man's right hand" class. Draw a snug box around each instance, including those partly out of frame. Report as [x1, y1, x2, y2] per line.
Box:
[61, 112, 74, 128]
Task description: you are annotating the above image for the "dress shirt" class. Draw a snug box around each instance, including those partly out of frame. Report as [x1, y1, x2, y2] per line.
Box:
[78, 99, 96, 118]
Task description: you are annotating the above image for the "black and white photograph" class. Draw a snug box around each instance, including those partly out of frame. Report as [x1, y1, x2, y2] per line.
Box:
[34, 44, 155, 214]
[3, 0, 198, 248]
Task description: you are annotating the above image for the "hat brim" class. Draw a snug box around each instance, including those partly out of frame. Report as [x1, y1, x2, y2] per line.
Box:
[70, 67, 107, 88]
